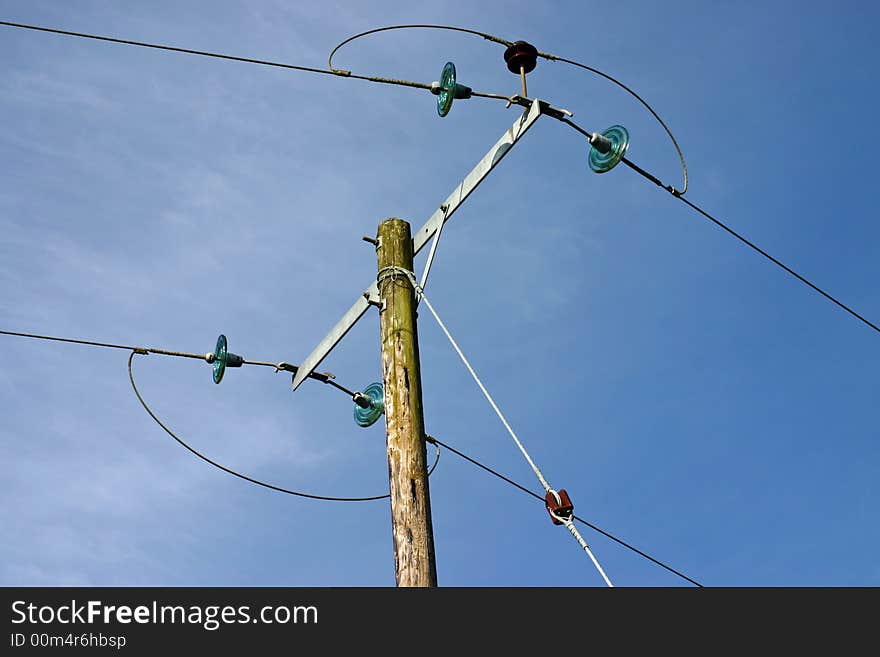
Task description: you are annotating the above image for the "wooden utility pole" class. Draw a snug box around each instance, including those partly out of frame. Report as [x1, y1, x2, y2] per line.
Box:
[376, 217, 437, 587]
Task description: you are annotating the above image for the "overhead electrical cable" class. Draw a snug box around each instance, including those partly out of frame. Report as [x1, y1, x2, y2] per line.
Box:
[0, 326, 442, 500]
[7, 17, 872, 583]
[0, 328, 340, 379]
[544, 53, 689, 194]
[327, 23, 512, 72]
[556, 117, 880, 336]
[128, 350, 440, 502]
[327, 24, 688, 194]
[1, 320, 699, 581]
[617, 157, 880, 336]
[426, 436, 702, 587]
[0, 20, 508, 101]
[1, 328, 695, 582]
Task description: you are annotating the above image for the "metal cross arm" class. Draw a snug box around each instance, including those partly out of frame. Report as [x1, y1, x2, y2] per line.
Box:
[291, 98, 548, 391]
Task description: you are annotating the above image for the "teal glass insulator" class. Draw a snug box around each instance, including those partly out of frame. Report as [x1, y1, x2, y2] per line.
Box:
[212, 334, 228, 384]
[589, 125, 630, 173]
[354, 382, 385, 427]
[437, 61, 457, 117]
[211, 334, 243, 384]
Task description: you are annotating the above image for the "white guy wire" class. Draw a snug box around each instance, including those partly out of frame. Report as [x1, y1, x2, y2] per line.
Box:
[417, 287, 613, 586]
[557, 513, 615, 587]
[377, 266, 614, 586]
[418, 292, 551, 492]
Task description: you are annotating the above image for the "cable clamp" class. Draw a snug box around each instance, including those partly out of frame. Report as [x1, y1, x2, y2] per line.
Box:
[545, 488, 574, 525]
[309, 370, 334, 383]
[589, 132, 613, 154]
[352, 391, 373, 409]
[505, 95, 572, 119]
[364, 290, 385, 312]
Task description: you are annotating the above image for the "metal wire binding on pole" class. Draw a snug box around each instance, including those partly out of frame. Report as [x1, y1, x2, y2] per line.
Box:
[426, 436, 701, 586]
[378, 266, 613, 586]
[0, 20, 511, 103]
[128, 350, 441, 501]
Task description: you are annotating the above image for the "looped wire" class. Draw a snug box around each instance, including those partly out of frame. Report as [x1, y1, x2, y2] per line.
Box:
[376, 265, 420, 289]
[328, 24, 513, 73]
[327, 23, 688, 195]
[538, 51, 689, 195]
[127, 350, 442, 502]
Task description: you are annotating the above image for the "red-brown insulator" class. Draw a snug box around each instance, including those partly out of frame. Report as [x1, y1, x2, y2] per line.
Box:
[503, 40, 538, 74]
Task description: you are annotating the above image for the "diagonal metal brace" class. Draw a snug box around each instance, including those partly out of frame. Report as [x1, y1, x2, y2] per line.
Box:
[291, 99, 547, 391]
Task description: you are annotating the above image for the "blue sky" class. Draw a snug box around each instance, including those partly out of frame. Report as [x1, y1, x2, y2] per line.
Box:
[1, 0, 877, 586]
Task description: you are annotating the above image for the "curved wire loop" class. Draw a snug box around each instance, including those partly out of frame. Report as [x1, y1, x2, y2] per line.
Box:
[128, 350, 439, 502]
[536, 52, 688, 194]
[328, 24, 688, 195]
[328, 24, 512, 73]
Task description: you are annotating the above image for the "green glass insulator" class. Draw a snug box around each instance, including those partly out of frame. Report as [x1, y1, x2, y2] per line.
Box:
[589, 125, 630, 173]
[212, 334, 228, 384]
[437, 62, 456, 118]
[354, 382, 385, 427]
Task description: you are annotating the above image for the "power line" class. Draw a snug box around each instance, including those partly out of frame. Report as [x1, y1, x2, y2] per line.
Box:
[618, 157, 880, 336]
[559, 113, 880, 336]
[0, 324, 436, 501]
[2, 327, 378, 401]
[544, 53, 689, 194]
[325, 23, 692, 194]
[4, 18, 835, 584]
[327, 24, 512, 72]
[426, 435, 702, 587]
[120, 337, 678, 583]
[1, 328, 153, 354]
[0, 20, 335, 74]
[128, 338, 691, 585]
[6, 327, 700, 581]
[5, 327, 693, 580]
[0, 328, 211, 360]
[0, 327, 351, 379]
[0, 20, 507, 101]
[128, 350, 440, 502]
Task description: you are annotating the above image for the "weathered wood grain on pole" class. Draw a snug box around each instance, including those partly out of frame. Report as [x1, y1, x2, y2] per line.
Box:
[376, 217, 437, 587]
